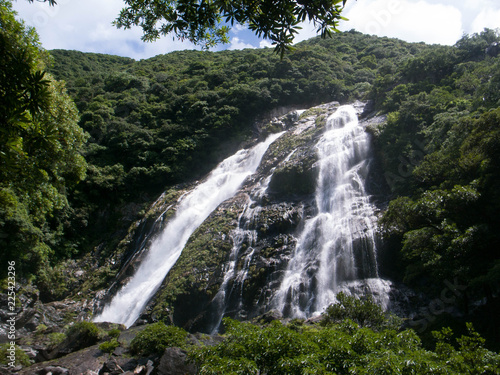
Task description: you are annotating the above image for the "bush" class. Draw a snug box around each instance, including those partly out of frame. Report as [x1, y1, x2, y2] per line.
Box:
[48, 332, 66, 349]
[65, 321, 100, 347]
[321, 292, 401, 330]
[99, 339, 120, 354]
[190, 318, 500, 375]
[107, 328, 121, 339]
[129, 322, 188, 356]
[35, 323, 48, 334]
[0, 343, 31, 367]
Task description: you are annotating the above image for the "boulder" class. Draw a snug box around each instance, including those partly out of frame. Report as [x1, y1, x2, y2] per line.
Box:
[156, 348, 196, 375]
[486, 42, 500, 57]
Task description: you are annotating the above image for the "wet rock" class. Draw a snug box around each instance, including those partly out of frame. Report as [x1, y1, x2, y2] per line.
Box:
[268, 160, 318, 196]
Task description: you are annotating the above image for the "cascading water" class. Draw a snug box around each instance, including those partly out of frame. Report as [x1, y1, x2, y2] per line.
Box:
[94, 132, 283, 327]
[208, 197, 261, 333]
[274, 105, 389, 319]
[207, 171, 277, 333]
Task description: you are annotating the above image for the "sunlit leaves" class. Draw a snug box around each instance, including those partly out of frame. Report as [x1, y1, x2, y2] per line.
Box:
[190, 317, 500, 374]
[114, 0, 347, 56]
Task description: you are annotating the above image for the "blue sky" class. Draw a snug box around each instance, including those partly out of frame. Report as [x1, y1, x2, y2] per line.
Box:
[12, 0, 500, 60]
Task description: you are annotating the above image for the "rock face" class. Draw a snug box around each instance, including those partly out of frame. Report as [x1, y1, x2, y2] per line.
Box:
[92, 101, 397, 332]
[109, 102, 341, 331]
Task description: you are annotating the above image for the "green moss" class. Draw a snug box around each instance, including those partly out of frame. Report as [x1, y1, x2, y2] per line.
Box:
[299, 106, 328, 118]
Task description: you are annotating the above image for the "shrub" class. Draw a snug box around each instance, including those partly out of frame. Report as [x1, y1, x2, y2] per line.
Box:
[129, 322, 188, 356]
[190, 318, 500, 375]
[99, 339, 120, 354]
[48, 332, 66, 349]
[107, 328, 121, 339]
[321, 292, 401, 330]
[0, 343, 31, 367]
[35, 324, 48, 334]
[65, 321, 100, 347]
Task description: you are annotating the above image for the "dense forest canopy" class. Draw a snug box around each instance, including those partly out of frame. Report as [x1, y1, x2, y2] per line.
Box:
[1, 0, 500, 354]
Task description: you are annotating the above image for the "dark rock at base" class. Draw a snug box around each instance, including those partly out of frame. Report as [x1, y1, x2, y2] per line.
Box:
[18, 346, 106, 375]
[98, 359, 123, 375]
[254, 309, 283, 324]
[156, 348, 197, 375]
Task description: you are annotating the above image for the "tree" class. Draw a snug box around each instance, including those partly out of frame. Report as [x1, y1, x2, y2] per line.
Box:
[0, 0, 87, 277]
[117, 0, 348, 56]
[27, 0, 347, 56]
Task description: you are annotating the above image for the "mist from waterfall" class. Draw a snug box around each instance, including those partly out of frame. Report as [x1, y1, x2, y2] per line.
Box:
[94, 132, 283, 328]
[274, 105, 389, 319]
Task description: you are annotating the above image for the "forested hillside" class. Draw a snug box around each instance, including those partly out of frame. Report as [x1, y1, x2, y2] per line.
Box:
[44, 29, 500, 318]
[373, 29, 500, 344]
[21, 31, 433, 298]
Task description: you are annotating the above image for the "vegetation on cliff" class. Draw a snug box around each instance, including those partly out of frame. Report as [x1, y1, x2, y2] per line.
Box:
[372, 28, 500, 346]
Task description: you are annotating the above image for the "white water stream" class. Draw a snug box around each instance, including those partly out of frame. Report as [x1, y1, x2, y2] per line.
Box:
[94, 132, 283, 327]
[274, 105, 389, 318]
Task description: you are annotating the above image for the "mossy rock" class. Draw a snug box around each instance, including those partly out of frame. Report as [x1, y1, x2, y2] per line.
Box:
[268, 162, 318, 196]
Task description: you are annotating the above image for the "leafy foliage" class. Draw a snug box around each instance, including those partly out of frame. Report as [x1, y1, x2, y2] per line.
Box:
[0, 0, 87, 281]
[99, 339, 120, 354]
[190, 317, 500, 374]
[0, 344, 31, 367]
[322, 292, 400, 330]
[114, 0, 347, 56]
[129, 322, 188, 355]
[374, 28, 500, 346]
[65, 321, 100, 347]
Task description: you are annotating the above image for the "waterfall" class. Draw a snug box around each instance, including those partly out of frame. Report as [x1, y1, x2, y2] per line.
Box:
[274, 105, 388, 319]
[94, 132, 284, 328]
[208, 198, 260, 333]
[207, 170, 275, 333]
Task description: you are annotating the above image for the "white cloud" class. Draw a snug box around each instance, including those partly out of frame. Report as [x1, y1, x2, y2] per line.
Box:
[341, 0, 463, 45]
[260, 40, 273, 49]
[293, 21, 322, 44]
[229, 37, 256, 50]
[232, 23, 248, 34]
[11, 0, 500, 59]
[12, 0, 198, 59]
[471, 8, 500, 34]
